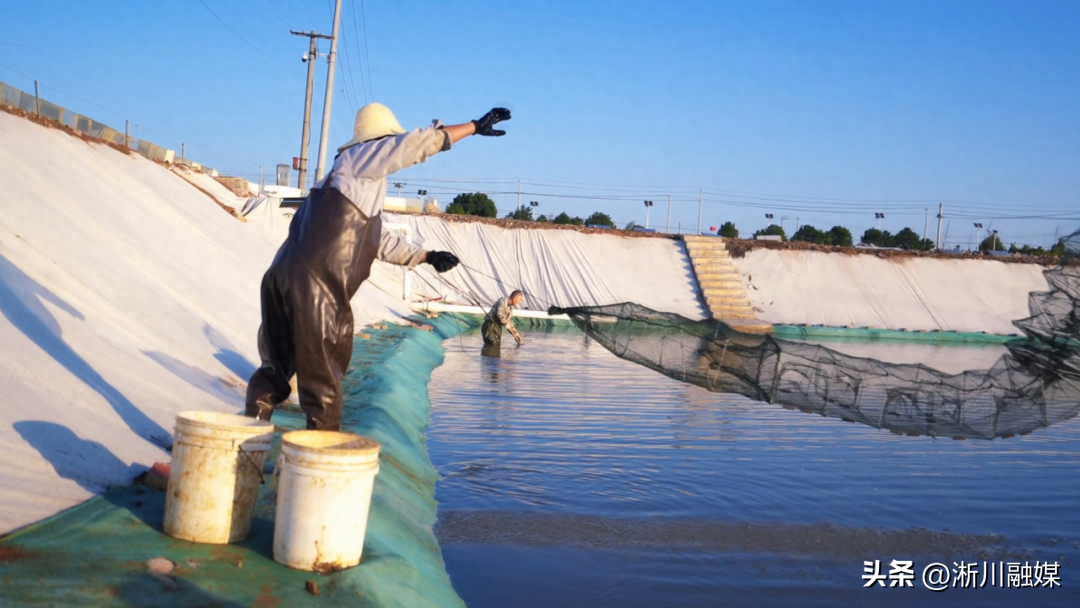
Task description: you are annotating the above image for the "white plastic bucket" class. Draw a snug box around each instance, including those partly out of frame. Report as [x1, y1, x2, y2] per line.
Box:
[273, 431, 381, 572]
[163, 411, 274, 544]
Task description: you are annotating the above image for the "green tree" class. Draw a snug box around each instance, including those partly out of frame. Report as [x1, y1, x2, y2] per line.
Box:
[979, 233, 1005, 252]
[860, 228, 892, 247]
[1010, 243, 1048, 256]
[792, 224, 827, 244]
[828, 225, 854, 247]
[537, 214, 549, 223]
[753, 224, 787, 241]
[624, 220, 642, 231]
[505, 205, 534, 221]
[718, 221, 738, 238]
[445, 192, 497, 217]
[552, 212, 584, 225]
[584, 211, 615, 227]
[892, 227, 924, 250]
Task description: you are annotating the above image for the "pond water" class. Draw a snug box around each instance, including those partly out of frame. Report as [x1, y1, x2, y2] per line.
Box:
[427, 328, 1079, 607]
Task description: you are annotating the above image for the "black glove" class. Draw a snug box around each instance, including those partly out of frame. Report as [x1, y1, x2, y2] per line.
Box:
[426, 251, 460, 273]
[472, 108, 511, 136]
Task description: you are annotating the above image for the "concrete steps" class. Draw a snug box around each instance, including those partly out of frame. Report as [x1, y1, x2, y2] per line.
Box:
[683, 235, 771, 334]
[698, 281, 745, 292]
[705, 296, 753, 309]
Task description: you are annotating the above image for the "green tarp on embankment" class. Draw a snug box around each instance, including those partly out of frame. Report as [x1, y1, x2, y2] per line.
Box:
[772, 324, 1020, 344]
[0, 316, 477, 608]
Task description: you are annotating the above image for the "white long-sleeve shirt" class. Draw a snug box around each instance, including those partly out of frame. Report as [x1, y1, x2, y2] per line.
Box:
[315, 120, 451, 268]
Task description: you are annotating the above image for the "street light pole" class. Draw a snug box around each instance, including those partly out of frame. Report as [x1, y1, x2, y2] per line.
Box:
[697, 189, 702, 235]
[936, 203, 944, 250]
[666, 195, 671, 233]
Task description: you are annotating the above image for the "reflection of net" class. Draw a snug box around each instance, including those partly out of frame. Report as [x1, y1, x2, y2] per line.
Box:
[551, 231, 1080, 440]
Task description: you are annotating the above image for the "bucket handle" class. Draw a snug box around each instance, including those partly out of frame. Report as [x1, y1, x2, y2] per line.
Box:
[239, 447, 265, 485]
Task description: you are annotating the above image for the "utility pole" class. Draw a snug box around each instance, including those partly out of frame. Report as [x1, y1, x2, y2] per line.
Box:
[517, 179, 521, 211]
[181, 143, 185, 164]
[34, 81, 40, 116]
[697, 189, 702, 235]
[314, 0, 343, 184]
[666, 195, 672, 233]
[125, 120, 130, 149]
[923, 208, 929, 241]
[292, 30, 331, 191]
[935, 203, 944, 250]
[258, 165, 264, 195]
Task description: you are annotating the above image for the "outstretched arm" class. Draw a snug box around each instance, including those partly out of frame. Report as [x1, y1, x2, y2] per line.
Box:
[377, 231, 460, 273]
[444, 107, 511, 143]
[377, 230, 428, 268]
[441, 122, 476, 144]
[346, 108, 511, 180]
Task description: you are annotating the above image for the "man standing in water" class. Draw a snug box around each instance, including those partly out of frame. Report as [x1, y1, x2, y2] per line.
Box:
[483, 290, 525, 349]
[246, 104, 512, 430]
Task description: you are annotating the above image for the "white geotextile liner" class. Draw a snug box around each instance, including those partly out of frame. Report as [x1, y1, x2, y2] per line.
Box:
[372, 215, 709, 320]
[734, 249, 1050, 334]
[0, 113, 410, 533]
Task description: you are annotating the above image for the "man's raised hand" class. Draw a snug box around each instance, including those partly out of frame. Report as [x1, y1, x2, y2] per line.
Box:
[426, 251, 460, 273]
[473, 108, 511, 137]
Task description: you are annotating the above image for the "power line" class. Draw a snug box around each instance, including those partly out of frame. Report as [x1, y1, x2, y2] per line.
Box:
[129, 123, 262, 167]
[289, 0, 319, 28]
[242, 0, 283, 28]
[275, 0, 315, 29]
[196, 0, 286, 64]
[349, 0, 369, 104]
[332, 0, 361, 112]
[256, 0, 293, 28]
[401, 183, 1080, 223]
[1, 60, 132, 121]
[0, 60, 34, 83]
[399, 176, 1079, 218]
[39, 84, 128, 120]
[406, 175, 1045, 212]
[358, 0, 374, 98]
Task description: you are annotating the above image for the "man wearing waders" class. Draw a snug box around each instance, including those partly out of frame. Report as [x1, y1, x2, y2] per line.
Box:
[483, 290, 524, 347]
[246, 104, 512, 430]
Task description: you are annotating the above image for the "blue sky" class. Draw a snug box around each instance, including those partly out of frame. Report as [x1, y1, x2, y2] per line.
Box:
[2, 0, 1078, 247]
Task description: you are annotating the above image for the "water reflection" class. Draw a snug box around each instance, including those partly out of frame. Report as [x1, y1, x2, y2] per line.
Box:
[427, 332, 1080, 608]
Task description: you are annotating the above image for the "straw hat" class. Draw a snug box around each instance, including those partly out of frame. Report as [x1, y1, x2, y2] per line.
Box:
[337, 103, 406, 152]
